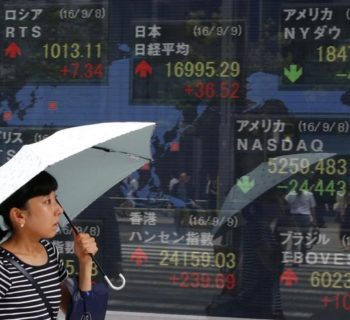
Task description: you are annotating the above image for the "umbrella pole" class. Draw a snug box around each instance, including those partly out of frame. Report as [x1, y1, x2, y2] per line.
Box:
[61, 211, 126, 291]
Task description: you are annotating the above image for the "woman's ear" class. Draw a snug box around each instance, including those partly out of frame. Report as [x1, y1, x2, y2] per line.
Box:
[9, 207, 26, 229]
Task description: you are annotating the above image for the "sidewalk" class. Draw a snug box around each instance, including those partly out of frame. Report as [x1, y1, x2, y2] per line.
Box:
[104, 311, 263, 320]
[59, 310, 263, 320]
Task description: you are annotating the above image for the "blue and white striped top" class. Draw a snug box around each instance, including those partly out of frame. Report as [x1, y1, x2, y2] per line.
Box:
[0, 239, 68, 320]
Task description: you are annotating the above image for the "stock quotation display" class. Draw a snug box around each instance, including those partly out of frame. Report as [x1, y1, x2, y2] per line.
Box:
[233, 112, 350, 318]
[281, 5, 350, 87]
[0, 1, 108, 84]
[3, 1, 350, 320]
[131, 20, 245, 103]
[234, 115, 350, 196]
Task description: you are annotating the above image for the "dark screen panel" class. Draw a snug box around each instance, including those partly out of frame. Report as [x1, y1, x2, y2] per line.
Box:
[0, 1, 350, 320]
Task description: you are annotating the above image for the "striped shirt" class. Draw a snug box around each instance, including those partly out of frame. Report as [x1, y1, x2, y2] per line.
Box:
[0, 239, 68, 320]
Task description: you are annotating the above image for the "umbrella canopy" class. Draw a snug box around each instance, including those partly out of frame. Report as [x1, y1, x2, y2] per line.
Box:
[213, 152, 336, 237]
[0, 122, 155, 290]
[0, 122, 155, 220]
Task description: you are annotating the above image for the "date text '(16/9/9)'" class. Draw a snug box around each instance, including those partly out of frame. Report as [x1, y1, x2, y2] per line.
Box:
[188, 215, 238, 228]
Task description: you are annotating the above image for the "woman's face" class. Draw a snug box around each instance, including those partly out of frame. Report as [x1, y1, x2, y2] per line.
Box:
[22, 191, 63, 238]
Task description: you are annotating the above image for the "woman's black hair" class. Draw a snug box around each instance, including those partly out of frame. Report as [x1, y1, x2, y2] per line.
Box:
[0, 171, 58, 238]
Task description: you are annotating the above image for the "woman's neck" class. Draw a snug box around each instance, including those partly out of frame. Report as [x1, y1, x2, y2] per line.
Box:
[2, 233, 41, 254]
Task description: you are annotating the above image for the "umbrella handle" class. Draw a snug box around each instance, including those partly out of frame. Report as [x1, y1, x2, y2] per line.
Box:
[61, 210, 127, 291]
[104, 273, 126, 291]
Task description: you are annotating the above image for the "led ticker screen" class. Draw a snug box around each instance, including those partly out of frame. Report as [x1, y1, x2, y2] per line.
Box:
[131, 20, 245, 104]
[230, 112, 350, 319]
[234, 115, 350, 156]
[2, 1, 350, 320]
[281, 5, 350, 87]
[0, 127, 57, 163]
[0, 1, 108, 84]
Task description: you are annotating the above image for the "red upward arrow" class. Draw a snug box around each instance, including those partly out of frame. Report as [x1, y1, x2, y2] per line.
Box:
[134, 60, 152, 78]
[280, 268, 299, 287]
[130, 247, 148, 267]
[5, 42, 22, 59]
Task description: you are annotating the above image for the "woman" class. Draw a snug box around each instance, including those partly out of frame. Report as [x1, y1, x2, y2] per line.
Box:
[0, 171, 97, 319]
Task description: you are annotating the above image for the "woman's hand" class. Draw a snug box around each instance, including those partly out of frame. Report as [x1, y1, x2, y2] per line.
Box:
[73, 232, 98, 265]
[73, 232, 98, 292]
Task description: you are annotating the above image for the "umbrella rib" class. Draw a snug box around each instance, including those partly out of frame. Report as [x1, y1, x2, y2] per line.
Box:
[92, 146, 152, 161]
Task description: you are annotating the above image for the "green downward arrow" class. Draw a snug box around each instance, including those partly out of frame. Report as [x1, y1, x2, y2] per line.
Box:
[284, 64, 303, 83]
[237, 176, 255, 194]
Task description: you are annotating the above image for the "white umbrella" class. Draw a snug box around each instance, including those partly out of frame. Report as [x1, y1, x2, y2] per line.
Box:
[213, 152, 336, 237]
[0, 121, 155, 290]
